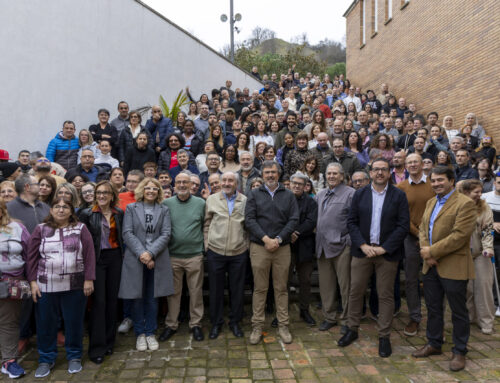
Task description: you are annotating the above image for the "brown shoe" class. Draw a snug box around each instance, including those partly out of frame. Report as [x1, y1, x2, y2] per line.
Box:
[403, 320, 419, 337]
[449, 353, 466, 371]
[412, 344, 442, 358]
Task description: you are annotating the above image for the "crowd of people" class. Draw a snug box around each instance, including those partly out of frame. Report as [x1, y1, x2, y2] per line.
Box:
[0, 69, 498, 378]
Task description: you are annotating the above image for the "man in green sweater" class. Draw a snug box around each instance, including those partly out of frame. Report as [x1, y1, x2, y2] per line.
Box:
[159, 171, 206, 342]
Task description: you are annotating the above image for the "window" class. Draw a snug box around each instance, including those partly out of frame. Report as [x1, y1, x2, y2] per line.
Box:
[372, 0, 378, 35]
[360, 0, 366, 46]
[385, 0, 393, 21]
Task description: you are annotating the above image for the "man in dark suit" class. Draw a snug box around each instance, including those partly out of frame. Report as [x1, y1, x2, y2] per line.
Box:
[412, 166, 477, 372]
[337, 158, 410, 358]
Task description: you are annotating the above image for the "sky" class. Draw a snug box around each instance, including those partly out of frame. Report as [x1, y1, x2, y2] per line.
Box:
[142, 0, 352, 52]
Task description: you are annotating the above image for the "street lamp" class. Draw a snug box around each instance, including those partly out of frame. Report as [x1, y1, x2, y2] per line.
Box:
[220, 0, 242, 63]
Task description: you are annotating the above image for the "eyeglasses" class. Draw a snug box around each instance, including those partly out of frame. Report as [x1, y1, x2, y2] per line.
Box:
[53, 205, 70, 210]
[36, 159, 50, 163]
[291, 181, 305, 187]
[82, 190, 95, 195]
[371, 168, 389, 173]
[95, 191, 110, 196]
[144, 187, 159, 192]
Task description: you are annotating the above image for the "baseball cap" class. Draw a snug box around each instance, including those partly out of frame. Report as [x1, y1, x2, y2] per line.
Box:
[0, 149, 11, 161]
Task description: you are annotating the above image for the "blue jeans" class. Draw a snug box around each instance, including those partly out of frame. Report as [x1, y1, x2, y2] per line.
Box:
[35, 289, 87, 363]
[132, 266, 157, 336]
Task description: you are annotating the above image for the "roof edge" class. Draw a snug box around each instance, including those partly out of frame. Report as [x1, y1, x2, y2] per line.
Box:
[343, 0, 360, 17]
[134, 0, 263, 84]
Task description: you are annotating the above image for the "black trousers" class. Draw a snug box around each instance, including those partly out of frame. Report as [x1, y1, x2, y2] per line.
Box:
[88, 248, 123, 358]
[207, 249, 247, 326]
[423, 266, 469, 355]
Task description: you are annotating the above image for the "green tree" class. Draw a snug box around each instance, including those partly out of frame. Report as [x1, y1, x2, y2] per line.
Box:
[233, 44, 326, 77]
[326, 62, 346, 78]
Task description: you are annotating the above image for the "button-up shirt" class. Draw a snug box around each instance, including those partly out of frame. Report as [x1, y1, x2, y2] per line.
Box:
[408, 173, 427, 184]
[264, 183, 279, 199]
[429, 189, 454, 245]
[223, 191, 238, 215]
[370, 183, 388, 244]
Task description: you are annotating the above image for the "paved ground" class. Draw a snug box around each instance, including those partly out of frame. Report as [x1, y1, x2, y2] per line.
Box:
[7, 298, 500, 382]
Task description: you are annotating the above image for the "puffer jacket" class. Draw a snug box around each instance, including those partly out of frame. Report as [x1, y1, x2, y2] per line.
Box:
[46, 132, 80, 170]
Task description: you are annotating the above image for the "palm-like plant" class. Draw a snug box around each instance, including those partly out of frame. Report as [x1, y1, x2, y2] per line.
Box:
[159, 90, 190, 123]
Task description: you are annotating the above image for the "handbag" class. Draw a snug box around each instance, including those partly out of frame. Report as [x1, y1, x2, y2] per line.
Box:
[0, 271, 31, 300]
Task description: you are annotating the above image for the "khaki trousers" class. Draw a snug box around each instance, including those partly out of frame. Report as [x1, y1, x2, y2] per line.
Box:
[250, 243, 291, 329]
[347, 256, 399, 337]
[318, 247, 351, 324]
[0, 299, 22, 362]
[467, 255, 495, 331]
[165, 255, 204, 330]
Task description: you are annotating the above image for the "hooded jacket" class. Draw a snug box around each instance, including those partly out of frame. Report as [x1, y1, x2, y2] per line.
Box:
[46, 132, 80, 170]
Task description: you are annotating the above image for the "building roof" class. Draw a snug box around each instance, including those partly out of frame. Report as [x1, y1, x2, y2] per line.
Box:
[343, 0, 359, 18]
[134, 0, 261, 83]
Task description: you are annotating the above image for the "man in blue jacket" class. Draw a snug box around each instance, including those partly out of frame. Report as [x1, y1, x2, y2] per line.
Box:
[145, 106, 174, 153]
[337, 158, 409, 358]
[46, 121, 80, 170]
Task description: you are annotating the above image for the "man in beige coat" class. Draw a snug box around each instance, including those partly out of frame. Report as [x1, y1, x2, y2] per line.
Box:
[413, 166, 477, 372]
[204, 171, 248, 339]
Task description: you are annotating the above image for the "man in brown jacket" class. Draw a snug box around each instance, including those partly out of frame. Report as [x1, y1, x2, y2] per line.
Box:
[413, 166, 477, 372]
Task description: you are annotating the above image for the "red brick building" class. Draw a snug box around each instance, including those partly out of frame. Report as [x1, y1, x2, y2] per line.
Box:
[343, 0, 499, 142]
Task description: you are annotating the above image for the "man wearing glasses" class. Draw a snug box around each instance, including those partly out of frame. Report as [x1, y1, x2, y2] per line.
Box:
[338, 158, 409, 358]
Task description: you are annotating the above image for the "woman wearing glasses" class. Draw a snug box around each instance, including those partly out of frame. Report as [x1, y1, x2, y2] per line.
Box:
[78, 181, 123, 364]
[118, 178, 173, 352]
[27, 197, 95, 378]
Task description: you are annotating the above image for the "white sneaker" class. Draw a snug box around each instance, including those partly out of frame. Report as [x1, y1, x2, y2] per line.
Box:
[136, 334, 147, 351]
[146, 335, 159, 350]
[118, 318, 133, 334]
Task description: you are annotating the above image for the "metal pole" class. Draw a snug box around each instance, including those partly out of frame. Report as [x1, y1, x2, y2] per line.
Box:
[230, 0, 234, 63]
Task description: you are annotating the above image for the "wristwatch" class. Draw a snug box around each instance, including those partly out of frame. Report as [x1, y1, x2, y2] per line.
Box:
[276, 236, 283, 244]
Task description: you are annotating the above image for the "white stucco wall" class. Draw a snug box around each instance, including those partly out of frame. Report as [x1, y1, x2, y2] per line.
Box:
[0, 0, 262, 156]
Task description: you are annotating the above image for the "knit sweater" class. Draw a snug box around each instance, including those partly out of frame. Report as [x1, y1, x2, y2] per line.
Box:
[397, 177, 435, 237]
[162, 195, 205, 258]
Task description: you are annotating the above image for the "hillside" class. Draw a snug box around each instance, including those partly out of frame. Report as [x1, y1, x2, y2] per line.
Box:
[251, 38, 345, 66]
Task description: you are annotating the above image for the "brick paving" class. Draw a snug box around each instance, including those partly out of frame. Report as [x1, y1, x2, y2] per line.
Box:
[7, 298, 500, 382]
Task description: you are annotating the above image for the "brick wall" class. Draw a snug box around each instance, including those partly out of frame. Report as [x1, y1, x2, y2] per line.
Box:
[345, 0, 500, 144]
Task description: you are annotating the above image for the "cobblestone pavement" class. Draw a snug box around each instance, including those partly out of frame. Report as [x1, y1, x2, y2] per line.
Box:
[6, 299, 500, 382]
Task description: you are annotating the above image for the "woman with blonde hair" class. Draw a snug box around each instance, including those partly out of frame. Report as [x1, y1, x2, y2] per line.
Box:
[458, 179, 495, 335]
[118, 178, 173, 352]
[77, 129, 100, 164]
[464, 113, 485, 139]
[0, 200, 29, 378]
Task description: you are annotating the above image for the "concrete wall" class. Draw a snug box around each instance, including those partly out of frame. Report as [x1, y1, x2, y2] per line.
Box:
[0, 0, 262, 156]
[344, 0, 500, 143]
